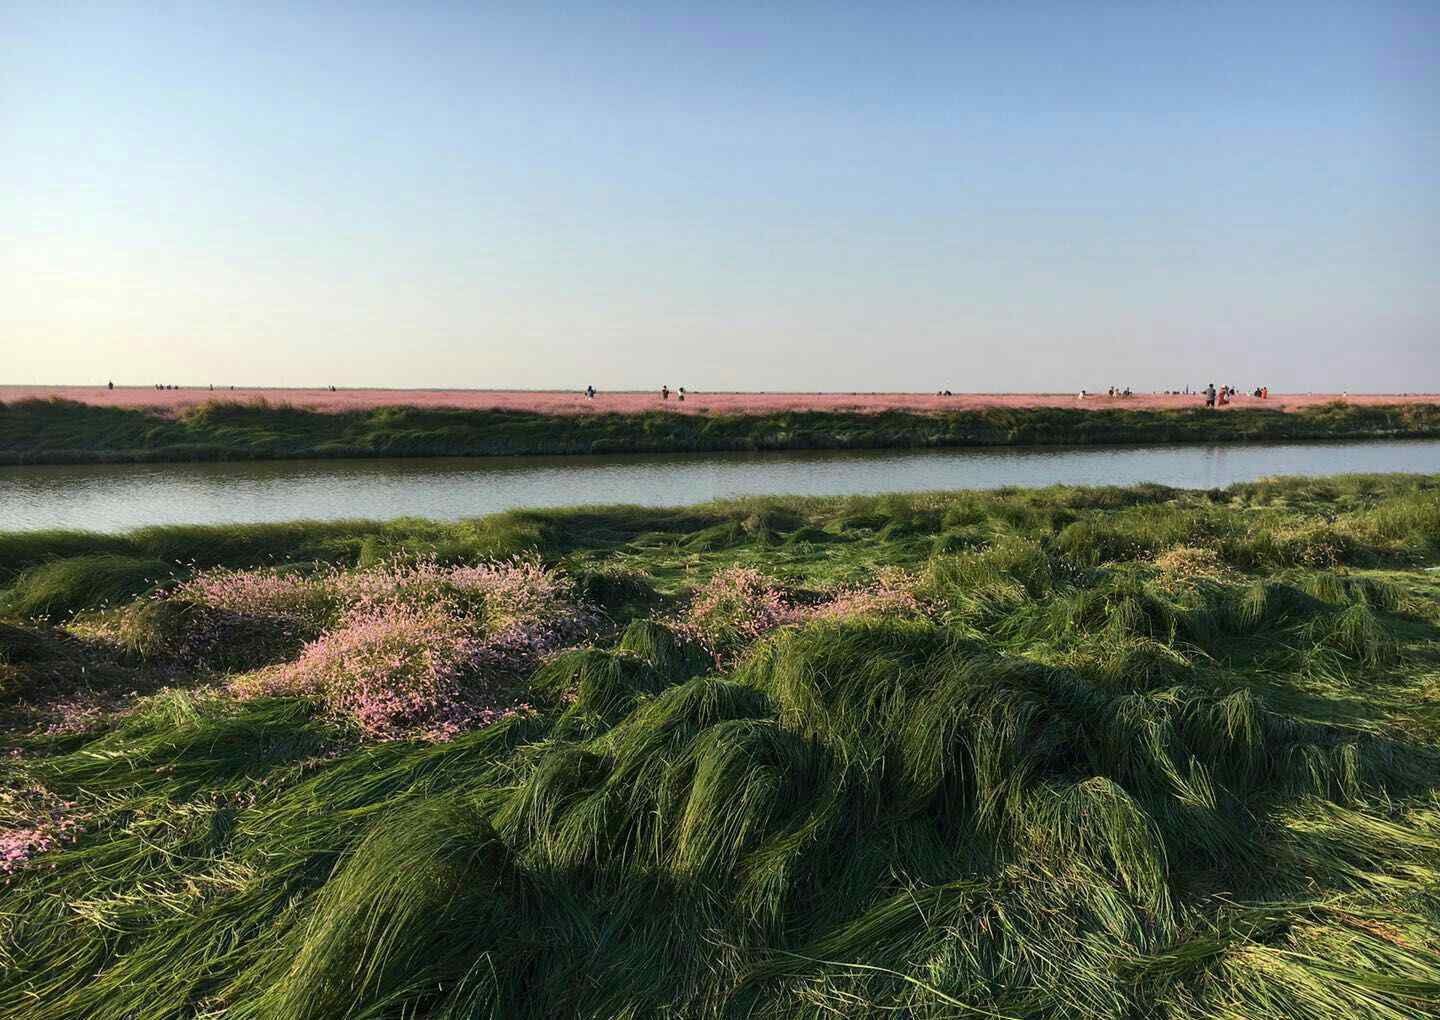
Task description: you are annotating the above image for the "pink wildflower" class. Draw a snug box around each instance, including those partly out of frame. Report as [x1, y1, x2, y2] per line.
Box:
[41, 696, 114, 736]
[677, 567, 802, 661]
[171, 567, 338, 630]
[806, 570, 926, 622]
[236, 602, 591, 742]
[0, 785, 86, 875]
[677, 566, 930, 661]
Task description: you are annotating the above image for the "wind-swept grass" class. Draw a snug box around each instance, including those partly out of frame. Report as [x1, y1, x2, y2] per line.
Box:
[2, 475, 1439, 1017]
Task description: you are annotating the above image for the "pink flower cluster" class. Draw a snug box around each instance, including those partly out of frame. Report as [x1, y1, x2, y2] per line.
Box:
[1, 786, 84, 876]
[223, 555, 598, 740]
[1, 827, 57, 875]
[42, 695, 129, 736]
[174, 554, 576, 634]
[677, 567, 800, 660]
[334, 554, 576, 627]
[171, 567, 337, 627]
[807, 580, 923, 621]
[678, 567, 928, 661]
[241, 607, 485, 739]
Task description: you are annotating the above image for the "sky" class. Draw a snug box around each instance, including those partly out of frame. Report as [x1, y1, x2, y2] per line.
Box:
[2, 1, 1437, 392]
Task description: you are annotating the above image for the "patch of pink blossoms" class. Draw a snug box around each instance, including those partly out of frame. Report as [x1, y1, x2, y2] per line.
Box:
[171, 568, 338, 629]
[1, 786, 84, 877]
[677, 566, 928, 662]
[677, 567, 801, 661]
[42, 694, 130, 736]
[807, 572, 924, 622]
[226, 555, 598, 740]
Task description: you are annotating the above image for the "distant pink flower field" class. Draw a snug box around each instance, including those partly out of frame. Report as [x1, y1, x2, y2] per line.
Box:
[4, 385, 1438, 416]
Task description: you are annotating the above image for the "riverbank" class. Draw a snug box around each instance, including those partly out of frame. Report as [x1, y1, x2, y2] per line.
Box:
[4, 394, 1440, 465]
[3, 474, 1439, 1017]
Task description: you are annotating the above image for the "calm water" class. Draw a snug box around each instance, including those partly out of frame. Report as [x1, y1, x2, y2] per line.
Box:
[2, 441, 1438, 533]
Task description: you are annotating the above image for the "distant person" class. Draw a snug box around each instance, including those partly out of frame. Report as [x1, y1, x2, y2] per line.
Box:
[107, 380, 113, 390]
[661, 385, 669, 400]
[1218, 386, 1230, 406]
[209, 383, 214, 391]
[1205, 383, 1216, 407]
[585, 385, 595, 399]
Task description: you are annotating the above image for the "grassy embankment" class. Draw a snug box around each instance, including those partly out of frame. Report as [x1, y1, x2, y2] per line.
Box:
[4, 396, 1440, 464]
[3, 474, 1440, 1017]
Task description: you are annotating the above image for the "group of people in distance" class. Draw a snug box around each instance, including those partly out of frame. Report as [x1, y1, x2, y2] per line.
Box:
[133, 382, 238, 392]
[580, 386, 692, 403]
[1073, 385, 1273, 404]
[1203, 383, 1269, 407]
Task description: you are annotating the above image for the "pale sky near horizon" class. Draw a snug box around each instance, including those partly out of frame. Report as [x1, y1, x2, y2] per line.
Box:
[3, 2, 1437, 392]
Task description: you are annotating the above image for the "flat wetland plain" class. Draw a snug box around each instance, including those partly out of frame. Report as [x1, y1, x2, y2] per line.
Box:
[6, 384, 1440, 414]
[3, 474, 1440, 1018]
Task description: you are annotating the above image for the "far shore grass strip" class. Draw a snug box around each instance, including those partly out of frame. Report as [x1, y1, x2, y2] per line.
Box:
[3, 396, 1440, 465]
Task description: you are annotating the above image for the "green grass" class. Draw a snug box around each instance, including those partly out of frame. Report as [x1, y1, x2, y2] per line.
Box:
[0, 554, 174, 621]
[2, 474, 1440, 1018]
[4, 396, 1440, 464]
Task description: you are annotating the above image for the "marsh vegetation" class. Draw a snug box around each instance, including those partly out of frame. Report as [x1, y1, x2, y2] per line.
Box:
[2, 474, 1440, 1018]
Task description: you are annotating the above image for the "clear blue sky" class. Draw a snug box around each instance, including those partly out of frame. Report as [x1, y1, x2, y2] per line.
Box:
[3, 1, 1436, 391]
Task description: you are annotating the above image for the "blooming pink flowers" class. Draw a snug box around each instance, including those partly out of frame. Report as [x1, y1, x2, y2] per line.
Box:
[95, 553, 930, 742]
[806, 581, 923, 622]
[1, 786, 83, 876]
[171, 568, 338, 630]
[677, 567, 800, 660]
[678, 566, 928, 662]
[220, 555, 596, 740]
[241, 607, 485, 740]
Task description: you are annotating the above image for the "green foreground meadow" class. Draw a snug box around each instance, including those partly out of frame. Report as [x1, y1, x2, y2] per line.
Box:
[3, 474, 1440, 1018]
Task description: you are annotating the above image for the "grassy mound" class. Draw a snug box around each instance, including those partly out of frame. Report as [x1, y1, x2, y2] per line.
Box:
[0, 554, 172, 621]
[2, 475, 1440, 1018]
